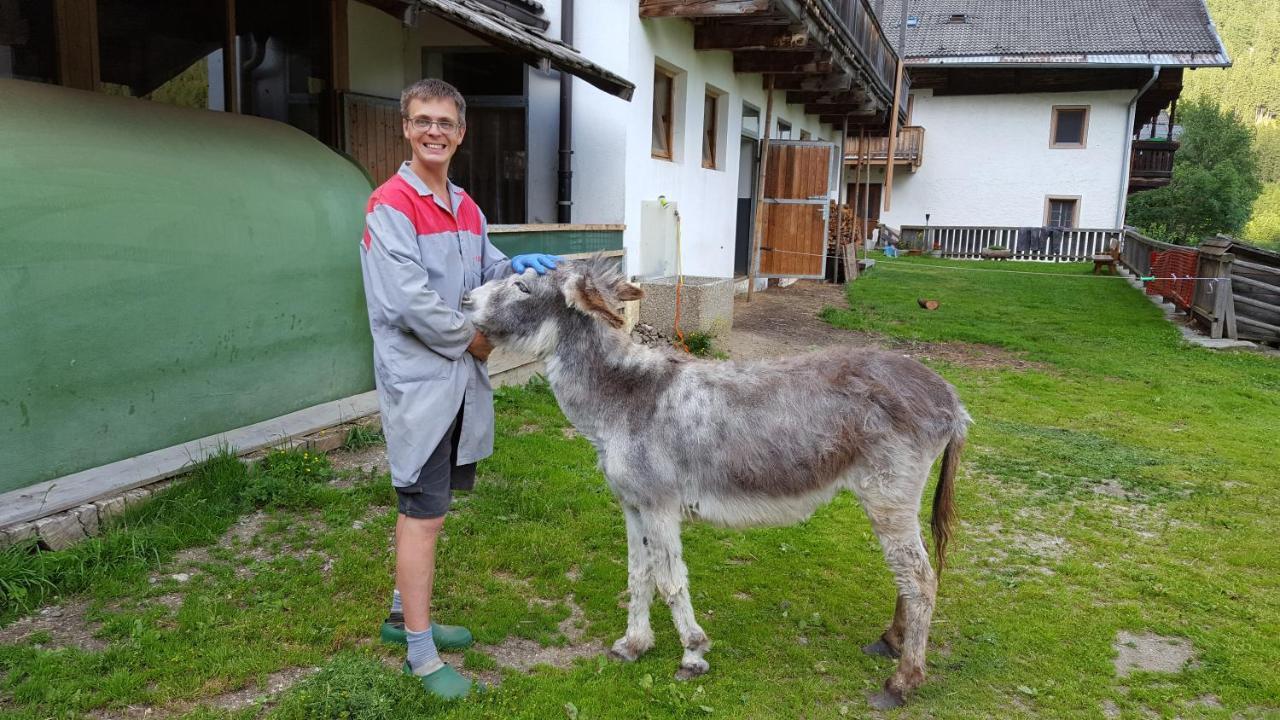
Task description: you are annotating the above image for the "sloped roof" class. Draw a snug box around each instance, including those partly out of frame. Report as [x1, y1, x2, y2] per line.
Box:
[878, 0, 1228, 66]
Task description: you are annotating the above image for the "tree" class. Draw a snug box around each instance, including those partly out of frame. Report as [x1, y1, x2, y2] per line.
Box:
[1127, 99, 1261, 245]
[1244, 183, 1280, 247]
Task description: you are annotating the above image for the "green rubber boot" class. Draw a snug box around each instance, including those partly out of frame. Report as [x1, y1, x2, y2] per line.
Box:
[402, 661, 473, 701]
[380, 613, 474, 650]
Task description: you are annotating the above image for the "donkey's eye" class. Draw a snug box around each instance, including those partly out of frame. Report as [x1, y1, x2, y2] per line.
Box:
[515, 281, 531, 294]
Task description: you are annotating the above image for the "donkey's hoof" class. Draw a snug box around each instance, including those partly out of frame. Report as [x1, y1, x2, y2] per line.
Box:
[868, 688, 905, 710]
[609, 637, 650, 662]
[674, 660, 709, 681]
[862, 637, 901, 659]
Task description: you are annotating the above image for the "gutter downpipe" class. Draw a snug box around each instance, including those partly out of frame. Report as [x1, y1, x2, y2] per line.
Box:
[1117, 65, 1160, 230]
[557, 0, 574, 223]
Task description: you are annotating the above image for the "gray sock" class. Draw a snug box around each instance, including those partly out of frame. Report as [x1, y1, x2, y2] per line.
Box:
[390, 589, 402, 615]
[407, 626, 441, 674]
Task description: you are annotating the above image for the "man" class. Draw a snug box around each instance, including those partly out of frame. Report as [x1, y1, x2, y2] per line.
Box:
[359, 78, 558, 700]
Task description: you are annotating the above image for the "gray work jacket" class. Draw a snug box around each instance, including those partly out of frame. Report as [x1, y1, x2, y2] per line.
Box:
[359, 163, 512, 487]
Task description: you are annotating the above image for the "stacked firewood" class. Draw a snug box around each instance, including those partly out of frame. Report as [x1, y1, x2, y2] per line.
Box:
[827, 201, 860, 251]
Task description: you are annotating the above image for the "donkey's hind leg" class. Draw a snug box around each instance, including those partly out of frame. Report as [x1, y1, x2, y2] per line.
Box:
[858, 470, 938, 710]
[611, 504, 657, 662]
[862, 595, 905, 659]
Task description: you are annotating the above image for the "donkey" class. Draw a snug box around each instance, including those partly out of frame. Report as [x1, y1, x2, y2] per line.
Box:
[464, 258, 969, 708]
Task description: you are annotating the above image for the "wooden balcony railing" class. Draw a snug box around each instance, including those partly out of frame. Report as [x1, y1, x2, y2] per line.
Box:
[828, 0, 901, 101]
[1129, 139, 1179, 192]
[844, 126, 924, 168]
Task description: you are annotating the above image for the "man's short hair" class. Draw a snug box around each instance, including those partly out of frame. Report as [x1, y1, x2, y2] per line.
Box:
[400, 79, 466, 124]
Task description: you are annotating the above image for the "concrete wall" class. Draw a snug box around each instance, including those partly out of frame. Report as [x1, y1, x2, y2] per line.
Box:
[350, 0, 840, 276]
[572, 2, 835, 279]
[875, 88, 1132, 230]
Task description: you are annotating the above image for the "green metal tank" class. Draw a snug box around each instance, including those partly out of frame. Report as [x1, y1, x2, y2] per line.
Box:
[0, 79, 374, 493]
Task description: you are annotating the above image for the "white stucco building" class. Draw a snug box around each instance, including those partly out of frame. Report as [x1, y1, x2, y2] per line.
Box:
[344, 0, 902, 281]
[849, 0, 1229, 244]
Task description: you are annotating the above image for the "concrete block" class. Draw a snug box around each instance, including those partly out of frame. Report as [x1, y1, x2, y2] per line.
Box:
[0, 521, 39, 549]
[73, 504, 100, 537]
[34, 512, 87, 550]
[638, 276, 734, 338]
[122, 488, 152, 509]
[95, 495, 128, 524]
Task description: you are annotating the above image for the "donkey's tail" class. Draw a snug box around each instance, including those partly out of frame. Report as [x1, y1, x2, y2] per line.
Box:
[930, 433, 964, 580]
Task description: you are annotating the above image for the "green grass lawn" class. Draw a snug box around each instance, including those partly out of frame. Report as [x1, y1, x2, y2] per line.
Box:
[2, 256, 1278, 719]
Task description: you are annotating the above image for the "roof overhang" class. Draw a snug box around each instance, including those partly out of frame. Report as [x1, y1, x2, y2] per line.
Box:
[905, 52, 1230, 69]
[410, 0, 634, 101]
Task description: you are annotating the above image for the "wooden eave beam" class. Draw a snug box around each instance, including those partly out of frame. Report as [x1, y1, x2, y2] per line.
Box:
[805, 102, 876, 115]
[694, 22, 811, 50]
[773, 74, 859, 91]
[786, 89, 867, 105]
[640, 0, 771, 18]
[733, 50, 830, 73]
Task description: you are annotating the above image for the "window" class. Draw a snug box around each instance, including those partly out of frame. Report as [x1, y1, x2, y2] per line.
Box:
[741, 103, 760, 138]
[702, 91, 718, 169]
[1045, 197, 1079, 229]
[652, 66, 674, 159]
[0, 0, 57, 83]
[1051, 106, 1089, 148]
[777, 119, 791, 139]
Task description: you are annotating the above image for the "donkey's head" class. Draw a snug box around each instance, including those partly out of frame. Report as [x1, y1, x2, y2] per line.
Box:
[464, 256, 644, 358]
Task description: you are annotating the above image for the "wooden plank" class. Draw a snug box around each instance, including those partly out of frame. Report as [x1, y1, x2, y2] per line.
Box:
[0, 392, 381, 529]
[640, 0, 772, 18]
[53, 0, 99, 91]
[1233, 274, 1280, 294]
[1236, 315, 1280, 335]
[1234, 293, 1280, 315]
[695, 23, 810, 50]
[1234, 258, 1280, 276]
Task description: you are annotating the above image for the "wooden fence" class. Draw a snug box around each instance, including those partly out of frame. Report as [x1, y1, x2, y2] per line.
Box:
[898, 225, 1122, 261]
[1121, 229, 1280, 343]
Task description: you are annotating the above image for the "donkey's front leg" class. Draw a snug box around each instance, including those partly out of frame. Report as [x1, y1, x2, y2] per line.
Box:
[611, 504, 656, 662]
[645, 508, 711, 680]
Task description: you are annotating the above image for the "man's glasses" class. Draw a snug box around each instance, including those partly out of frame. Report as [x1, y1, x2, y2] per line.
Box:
[407, 117, 462, 135]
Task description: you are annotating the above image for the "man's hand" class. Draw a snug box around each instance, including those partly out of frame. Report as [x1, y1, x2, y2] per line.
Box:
[467, 330, 494, 362]
[510, 253, 561, 275]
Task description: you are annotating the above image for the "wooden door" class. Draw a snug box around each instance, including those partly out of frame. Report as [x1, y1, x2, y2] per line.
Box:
[847, 182, 881, 239]
[758, 141, 836, 278]
[342, 92, 404, 184]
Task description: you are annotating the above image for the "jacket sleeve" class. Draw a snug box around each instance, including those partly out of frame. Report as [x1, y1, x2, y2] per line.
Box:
[364, 203, 474, 360]
[479, 216, 513, 282]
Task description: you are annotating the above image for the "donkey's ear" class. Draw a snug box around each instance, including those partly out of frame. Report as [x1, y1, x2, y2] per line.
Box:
[615, 281, 644, 302]
[566, 275, 626, 328]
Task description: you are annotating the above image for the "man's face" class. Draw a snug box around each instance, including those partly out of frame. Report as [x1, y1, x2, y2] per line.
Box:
[402, 96, 466, 172]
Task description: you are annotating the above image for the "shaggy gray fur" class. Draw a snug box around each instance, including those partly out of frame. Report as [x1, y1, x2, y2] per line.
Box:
[465, 258, 970, 707]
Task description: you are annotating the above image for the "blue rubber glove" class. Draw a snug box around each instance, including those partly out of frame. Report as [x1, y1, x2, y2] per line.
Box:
[510, 253, 561, 275]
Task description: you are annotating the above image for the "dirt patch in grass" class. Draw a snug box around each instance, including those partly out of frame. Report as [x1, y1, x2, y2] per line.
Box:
[328, 443, 389, 485]
[888, 339, 1050, 372]
[0, 599, 106, 652]
[722, 281, 870, 362]
[476, 594, 603, 672]
[722, 281, 1044, 374]
[1113, 631, 1196, 677]
[87, 666, 318, 719]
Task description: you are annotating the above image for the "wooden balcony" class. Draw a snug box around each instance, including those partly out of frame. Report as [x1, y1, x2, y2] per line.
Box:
[844, 125, 923, 170]
[641, 0, 906, 128]
[1128, 139, 1179, 193]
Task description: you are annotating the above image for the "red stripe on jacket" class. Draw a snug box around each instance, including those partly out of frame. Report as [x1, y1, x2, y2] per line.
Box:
[362, 174, 484, 249]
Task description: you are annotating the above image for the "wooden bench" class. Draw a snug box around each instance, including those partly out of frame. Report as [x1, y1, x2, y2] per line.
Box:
[1092, 239, 1121, 274]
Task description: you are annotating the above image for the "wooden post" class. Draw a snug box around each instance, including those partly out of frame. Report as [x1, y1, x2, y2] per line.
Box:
[53, 0, 99, 91]
[882, 0, 909, 212]
[224, 0, 239, 113]
[747, 74, 775, 302]
[834, 116, 847, 282]
[329, 0, 349, 146]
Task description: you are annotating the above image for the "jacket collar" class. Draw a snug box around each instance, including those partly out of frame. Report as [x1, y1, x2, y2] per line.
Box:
[397, 162, 463, 212]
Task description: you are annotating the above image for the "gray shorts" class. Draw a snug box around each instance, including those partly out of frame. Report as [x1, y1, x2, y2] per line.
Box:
[395, 404, 476, 519]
